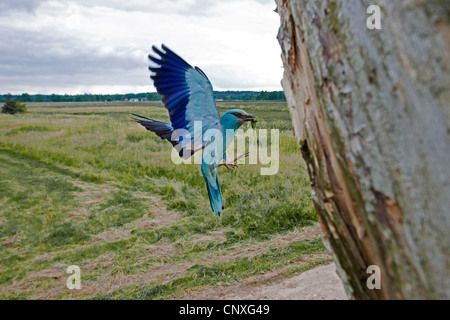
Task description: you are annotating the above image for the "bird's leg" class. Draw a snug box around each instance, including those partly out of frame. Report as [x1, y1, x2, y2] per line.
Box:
[218, 152, 249, 170]
[234, 152, 249, 162]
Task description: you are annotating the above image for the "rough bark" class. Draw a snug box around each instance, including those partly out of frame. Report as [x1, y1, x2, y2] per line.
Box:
[276, 0, 450, 299]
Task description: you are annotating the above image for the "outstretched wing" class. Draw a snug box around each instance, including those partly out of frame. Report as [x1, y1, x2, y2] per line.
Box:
[149, 44, 221, 156]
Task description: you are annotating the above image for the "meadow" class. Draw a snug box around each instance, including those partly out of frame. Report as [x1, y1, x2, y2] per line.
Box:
[0, 100, 330, 299]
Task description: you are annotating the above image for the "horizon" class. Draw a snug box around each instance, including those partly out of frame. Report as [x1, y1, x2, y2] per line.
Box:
[0, 89, 285, 97]
[0, 90, 286, 102]
[0, 89, 284, 96]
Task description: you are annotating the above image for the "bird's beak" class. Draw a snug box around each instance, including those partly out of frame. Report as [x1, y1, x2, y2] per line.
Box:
[243, 114, 257, 122]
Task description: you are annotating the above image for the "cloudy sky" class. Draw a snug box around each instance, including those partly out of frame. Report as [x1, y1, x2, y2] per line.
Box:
[0, 0, 283, 95]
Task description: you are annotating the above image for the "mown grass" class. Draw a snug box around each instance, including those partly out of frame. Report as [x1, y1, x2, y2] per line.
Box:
[0, 101, 321, 300]
[94, 238, 327, 300]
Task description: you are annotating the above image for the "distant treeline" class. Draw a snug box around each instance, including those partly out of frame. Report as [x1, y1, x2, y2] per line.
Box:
[0, 91, 285, 103]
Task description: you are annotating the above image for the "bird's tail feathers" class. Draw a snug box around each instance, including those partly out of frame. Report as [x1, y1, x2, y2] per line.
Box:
[132, 114, 176, 146]
[205, 177, 223, 216]
[133, 114, 204, 159]
[201, 166, 224, 216]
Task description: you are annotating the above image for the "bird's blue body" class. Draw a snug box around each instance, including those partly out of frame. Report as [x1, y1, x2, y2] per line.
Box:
[134, 45, 256, 216]
[200, 108, 253, 215]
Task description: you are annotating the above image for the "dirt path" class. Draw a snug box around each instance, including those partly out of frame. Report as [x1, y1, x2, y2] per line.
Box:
[233, 263, 348, 300]
[177, 262, 348, 300]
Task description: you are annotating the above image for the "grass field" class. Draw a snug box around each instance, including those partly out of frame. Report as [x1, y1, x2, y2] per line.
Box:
[0, 100, 329, 299]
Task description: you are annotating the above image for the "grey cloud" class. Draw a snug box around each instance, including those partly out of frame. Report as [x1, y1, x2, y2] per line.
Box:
[68, 0, 217, 16]
[0, 28, 151, 93]
[0, 0, 281, 94]
[0, 0, 47, 13]
[61, 0, 274, 16]
[252, 0, 276, 5]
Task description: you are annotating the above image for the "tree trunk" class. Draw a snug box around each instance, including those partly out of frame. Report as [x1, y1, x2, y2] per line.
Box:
[275, 0, 450, 299]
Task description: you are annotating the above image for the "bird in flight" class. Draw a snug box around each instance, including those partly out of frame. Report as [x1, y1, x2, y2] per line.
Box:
[133, 44, 257, 216]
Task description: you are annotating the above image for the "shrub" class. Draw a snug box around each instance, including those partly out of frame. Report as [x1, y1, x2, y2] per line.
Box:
[2, 99, 27, 114]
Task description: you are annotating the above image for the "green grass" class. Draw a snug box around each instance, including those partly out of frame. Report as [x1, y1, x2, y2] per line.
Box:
[0, 101, 323, 300]
[94, 238, 327, 300]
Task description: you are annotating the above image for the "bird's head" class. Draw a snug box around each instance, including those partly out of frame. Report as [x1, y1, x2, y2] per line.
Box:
[221, 109, 257, 129]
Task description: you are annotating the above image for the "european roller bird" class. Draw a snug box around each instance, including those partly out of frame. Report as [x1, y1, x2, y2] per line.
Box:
[133, 44, 256, 216]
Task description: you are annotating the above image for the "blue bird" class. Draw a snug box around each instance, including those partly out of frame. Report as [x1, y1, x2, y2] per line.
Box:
[133, 44, 256, 216]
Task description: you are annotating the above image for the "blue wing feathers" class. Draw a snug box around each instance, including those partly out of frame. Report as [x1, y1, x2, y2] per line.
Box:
[171, 116, 188, 130]
[149, 45, 192, 133]
[163, 89, 189, 106]
[157, 84, 187, 96]
[194, 66, 209, 80]
[149, 49, 190, 70]
[152, 77, 185, 85]
[148, 45, 220, 135]
[161, 44, 191, 68]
